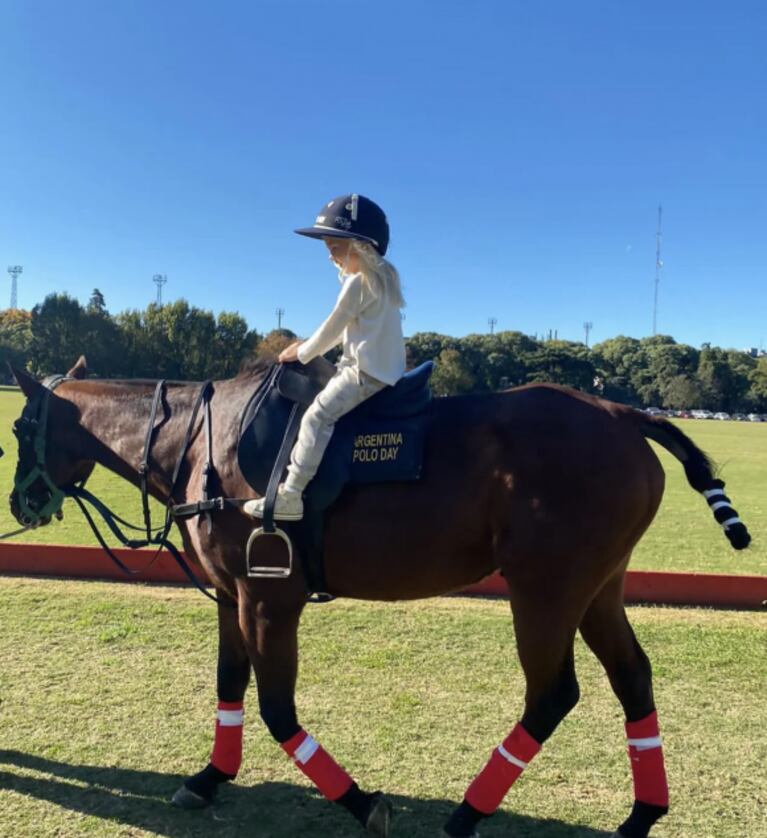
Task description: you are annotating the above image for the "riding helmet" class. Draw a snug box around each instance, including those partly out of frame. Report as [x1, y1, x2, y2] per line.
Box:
[295, 194, 390, 256]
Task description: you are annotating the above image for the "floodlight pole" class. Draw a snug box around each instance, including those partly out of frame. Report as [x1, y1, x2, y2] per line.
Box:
[153, 274, 167, 305]
[7, 265, 22, 309]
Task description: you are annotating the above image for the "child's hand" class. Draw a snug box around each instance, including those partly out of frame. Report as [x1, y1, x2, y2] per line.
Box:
[278, 342, 302, 363]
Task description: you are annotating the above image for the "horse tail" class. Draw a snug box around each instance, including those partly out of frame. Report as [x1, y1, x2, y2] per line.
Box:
[636, 413, 751, 551]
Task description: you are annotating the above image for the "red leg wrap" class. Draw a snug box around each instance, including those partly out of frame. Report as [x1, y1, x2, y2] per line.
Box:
[282, 729, 354, 801]
[464, 723, 541, 815]
[210, 700, 244, 776]
[626, 711, 669, 807]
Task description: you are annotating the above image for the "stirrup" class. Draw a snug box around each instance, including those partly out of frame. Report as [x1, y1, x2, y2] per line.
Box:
[246, 526, 293, 579]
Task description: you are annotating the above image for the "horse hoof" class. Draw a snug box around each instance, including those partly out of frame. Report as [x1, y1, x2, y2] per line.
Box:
[171, 784, 211, 809]
[365, 793, 393, 836]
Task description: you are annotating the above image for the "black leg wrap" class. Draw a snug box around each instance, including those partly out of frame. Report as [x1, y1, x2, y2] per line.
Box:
[617, 800, 669, 837]
[336, 783, 382, 826]
[443, 800, 487, 837]
[184, 762, 236, 802]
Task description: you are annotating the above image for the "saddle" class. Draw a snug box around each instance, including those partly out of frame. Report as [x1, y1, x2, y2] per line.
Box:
[237, 359, 434, 595]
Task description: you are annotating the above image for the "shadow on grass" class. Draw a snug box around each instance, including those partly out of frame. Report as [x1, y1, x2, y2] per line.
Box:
[0, 750, 613, 837]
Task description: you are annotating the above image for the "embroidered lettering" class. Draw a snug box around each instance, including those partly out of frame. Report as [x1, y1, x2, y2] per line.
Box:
[351, 432, 405, 464]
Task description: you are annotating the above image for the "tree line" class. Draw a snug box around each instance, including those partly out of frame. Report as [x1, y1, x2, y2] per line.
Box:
[0, 290, 259, 381]
[409, 331, 767, 412]
[1, 291, 765, 412]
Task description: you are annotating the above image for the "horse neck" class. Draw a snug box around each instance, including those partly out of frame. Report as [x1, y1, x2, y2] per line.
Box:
[60, 373, 264, 501]
[62, 381, 204, 501]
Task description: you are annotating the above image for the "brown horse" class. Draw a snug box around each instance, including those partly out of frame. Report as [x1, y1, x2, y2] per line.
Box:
[8, 356, 750, 838]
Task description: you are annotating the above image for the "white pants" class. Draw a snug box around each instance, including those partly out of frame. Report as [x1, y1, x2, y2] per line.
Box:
[284, 363, 387, 493]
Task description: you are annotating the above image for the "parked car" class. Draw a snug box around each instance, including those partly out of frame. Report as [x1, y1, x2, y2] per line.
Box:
[691, 410, 714, 419]
[714, 412, 731, 420]
[732, 413, 747, 421]
[677, 410, 692, 419]
[644, 407, 663, 416]
[747, 413, 762, 422]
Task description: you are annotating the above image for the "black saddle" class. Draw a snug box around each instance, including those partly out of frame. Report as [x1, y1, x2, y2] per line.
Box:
[237, 359, 434, 594]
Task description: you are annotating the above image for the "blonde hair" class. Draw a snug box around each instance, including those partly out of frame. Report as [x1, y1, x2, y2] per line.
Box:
[351, 240, 406, 309]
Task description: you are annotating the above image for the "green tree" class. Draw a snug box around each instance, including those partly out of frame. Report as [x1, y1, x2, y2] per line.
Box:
[431, 348, 475, 396]
[591, 335, 643, 403]
[406, 332, 457, 368]
[29, 293, 85, 376]
[0, 309, 33, 381]
[661, 375, 704, 410]
[81, 289, 123, 376]
[632, 337, 698, 407]
[748, 356, 767, 411]
[87, 288, 107, 315]
[212, 312, 259, 377]
[697, 345, 736, 412]
[526, 340, 596, 391]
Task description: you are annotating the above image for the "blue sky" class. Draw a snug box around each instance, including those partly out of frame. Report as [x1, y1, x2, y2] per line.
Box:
[1, 1, 765, 351]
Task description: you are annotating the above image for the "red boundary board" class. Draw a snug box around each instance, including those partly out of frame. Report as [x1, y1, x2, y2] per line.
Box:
[1, 543, 765, 608]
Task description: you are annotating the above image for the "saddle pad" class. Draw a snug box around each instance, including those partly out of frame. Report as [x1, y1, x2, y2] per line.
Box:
[237, 362, 432, 498]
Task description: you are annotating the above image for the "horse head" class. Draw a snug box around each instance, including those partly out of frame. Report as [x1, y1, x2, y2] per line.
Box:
[8, 357, 95, 528]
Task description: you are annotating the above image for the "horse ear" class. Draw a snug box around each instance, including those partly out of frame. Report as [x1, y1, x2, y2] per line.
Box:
[66, 356, 89, 380]
[9, 364, 41, 399]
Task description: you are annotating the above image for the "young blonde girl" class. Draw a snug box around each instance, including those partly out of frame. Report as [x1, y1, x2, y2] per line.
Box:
[245, 194, 406, 521]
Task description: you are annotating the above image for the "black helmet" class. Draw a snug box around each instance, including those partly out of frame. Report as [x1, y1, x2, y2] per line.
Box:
[295, 194, 390, 256]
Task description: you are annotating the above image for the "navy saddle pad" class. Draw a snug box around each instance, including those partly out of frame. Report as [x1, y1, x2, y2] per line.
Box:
[237, 360, 434, 508]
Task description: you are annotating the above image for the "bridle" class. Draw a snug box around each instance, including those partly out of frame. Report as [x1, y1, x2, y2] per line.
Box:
[6, 374, 248, 604]
[8, 374, 70, 529]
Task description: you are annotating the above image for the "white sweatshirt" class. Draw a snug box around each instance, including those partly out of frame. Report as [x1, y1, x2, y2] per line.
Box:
[297, 272, 406, 386]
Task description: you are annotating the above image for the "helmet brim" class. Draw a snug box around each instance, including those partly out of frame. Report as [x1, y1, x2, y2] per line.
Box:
[294, 227, 381, 251]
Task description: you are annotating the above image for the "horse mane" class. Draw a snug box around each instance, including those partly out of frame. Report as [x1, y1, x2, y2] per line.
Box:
[235, 356, 274, 381]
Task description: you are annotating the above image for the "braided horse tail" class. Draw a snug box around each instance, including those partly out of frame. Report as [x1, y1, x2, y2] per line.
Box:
[637, 413, 751, 550]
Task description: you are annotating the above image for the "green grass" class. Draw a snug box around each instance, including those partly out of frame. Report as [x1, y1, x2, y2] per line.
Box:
[0, 391, 764, 574]
[0, 578, 764, 837]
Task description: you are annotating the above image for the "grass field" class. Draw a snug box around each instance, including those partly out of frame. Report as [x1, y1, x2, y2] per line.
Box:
[0, 389, 765, 576]
[0, 578, 764, 837]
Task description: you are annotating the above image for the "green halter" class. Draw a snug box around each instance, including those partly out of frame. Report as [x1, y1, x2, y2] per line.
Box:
[13, 376, 68, 526]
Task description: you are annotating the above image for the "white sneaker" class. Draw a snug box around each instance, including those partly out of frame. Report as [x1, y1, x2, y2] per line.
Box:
[243, 486, 304, 521]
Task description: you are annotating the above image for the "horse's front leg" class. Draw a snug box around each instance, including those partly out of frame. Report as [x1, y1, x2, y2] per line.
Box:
[173, 591, 251, 808]
[239, 582, 392, 836]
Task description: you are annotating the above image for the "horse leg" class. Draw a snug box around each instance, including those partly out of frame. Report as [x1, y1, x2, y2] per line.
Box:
[237, 583, 393, 836]
[579, 571, 669, 838]
[173, 592, 251, 808]
[444, 592, 582, 837]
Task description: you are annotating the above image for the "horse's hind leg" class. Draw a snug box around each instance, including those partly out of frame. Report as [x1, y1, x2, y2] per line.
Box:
[173, 591, 252, 807]
[579, 570, 669, 838]
[444, 589, 583, 838]
[237, 582, 392, 836]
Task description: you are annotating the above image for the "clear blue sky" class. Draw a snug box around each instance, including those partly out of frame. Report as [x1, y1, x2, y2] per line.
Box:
[1, 1, 765, 351]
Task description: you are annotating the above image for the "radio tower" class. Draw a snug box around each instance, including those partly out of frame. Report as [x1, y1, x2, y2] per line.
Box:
[7, 266, 22, 309]
[488, 317, 497, 335]
[153, 274, 167, 305]
[652, 205, 663, 335]
[276, 307, 285, 329]
[583, 321, 593, 347]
